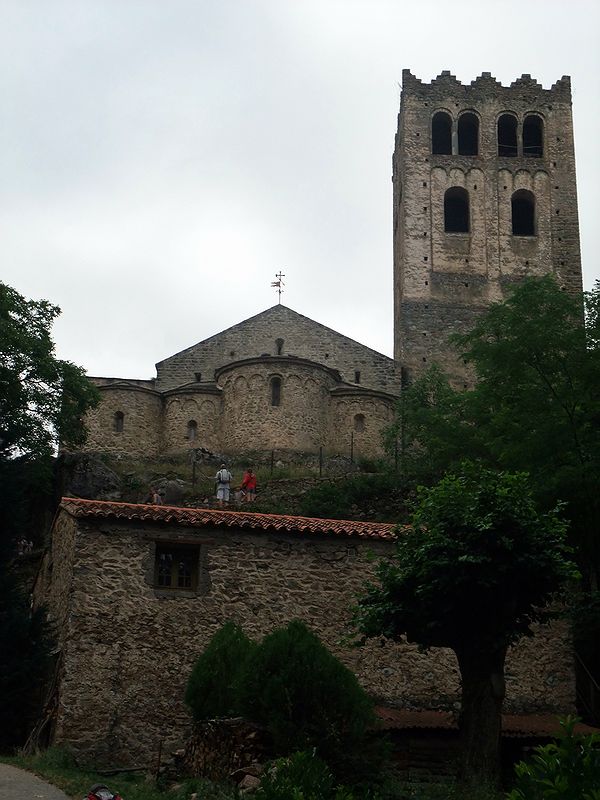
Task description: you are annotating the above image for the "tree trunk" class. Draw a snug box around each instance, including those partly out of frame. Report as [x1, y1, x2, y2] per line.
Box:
[455, 645, 507, 788]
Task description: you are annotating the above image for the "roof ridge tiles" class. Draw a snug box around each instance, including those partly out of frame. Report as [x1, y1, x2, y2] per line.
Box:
[59, 497, 399, 540]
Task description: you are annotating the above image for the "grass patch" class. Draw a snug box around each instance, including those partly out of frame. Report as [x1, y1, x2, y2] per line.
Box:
[1, 748, 237, 800]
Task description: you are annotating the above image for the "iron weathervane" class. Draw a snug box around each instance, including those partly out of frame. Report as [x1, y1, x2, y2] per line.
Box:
[271, 271, 285, 304]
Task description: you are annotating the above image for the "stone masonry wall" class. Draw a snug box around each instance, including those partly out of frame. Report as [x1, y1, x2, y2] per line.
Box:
[43, 514, 575, 766]
[328, 392, 396, 459]
[85, 387, 163, 458]
[218, 359, 335, 454]
[155, 305, 400, 395]
[162, 390, 222, 454]
[393, 71, 582, 384]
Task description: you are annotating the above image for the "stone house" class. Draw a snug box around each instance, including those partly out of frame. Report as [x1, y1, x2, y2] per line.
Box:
[33, 497, 575, 766]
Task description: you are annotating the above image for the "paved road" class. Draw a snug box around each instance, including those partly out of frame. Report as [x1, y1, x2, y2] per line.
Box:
[0, 762, 70, 800]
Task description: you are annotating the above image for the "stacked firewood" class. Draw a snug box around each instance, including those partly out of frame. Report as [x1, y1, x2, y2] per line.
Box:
[183, 717, 271, 784]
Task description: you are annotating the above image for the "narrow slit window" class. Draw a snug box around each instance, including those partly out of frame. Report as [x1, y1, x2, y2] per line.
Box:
[512, 190, 536, 236]
[444, 187, 470, 233]
[523, 114, 544, 157]
[498, 114, 518, 157]
[354, 414, 365, 432]
[354, 370, 361, 384]
[114, 411, 124, 433]
[458, 113, 479, 156]
[431, 111, 452, 155]
[275, 338, 284, 355]
[270, 376, 282, 407]
[187, 419, 198, 441]
[194, 372, 202, 382]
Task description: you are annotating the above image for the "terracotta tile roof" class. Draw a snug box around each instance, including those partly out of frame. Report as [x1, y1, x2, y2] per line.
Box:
[375, 706, 599, 738]
[59, 497, 398, 541]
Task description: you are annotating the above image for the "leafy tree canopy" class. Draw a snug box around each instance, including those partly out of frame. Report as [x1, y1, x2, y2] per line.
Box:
[354, 464, 577, 786]
[0, 282, 99, 461]
[388, 277, 600, 582]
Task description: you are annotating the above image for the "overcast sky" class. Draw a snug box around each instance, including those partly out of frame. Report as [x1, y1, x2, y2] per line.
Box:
[2, 0, 599, 379]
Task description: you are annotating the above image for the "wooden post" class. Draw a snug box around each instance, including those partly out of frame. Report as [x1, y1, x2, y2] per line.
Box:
[350, 432, 354, 464]
[319, 446, 323, 478]
[270, 450, 274, 475]
[155, 738, 163, 784]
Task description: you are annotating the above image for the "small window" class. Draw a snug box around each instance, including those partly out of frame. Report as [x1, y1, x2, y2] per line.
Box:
[523, 114, 544, 157]
[275, 338, 284, 355]
[498, 114, 518, 157]
[354, 370, 361, 384]
[444, 187, 470, 233]
[194, 372, 202, 382]
[154, 545, 199, 591]
[114, 411, 124, 433]
[354, 414, 365, 432]
[432, 111, 452, 155]
[458, 113, 478, 156]
[270, 376, 282, 407]
[512, 190, 536, 236]
[187, 419, 198, 441]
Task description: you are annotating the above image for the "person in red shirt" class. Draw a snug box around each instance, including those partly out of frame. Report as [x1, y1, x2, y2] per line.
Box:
[240, 468, 257, 503]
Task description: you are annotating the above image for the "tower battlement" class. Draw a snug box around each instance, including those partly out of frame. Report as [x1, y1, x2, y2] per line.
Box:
[401, 69, 572, 101]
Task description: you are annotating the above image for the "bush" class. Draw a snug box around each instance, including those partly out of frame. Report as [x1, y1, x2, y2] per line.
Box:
[185, 621, 255, 720]
[0, 565, 55, 752]
[255, 751, 355, 800]
[238, 621, 376, 777]
[506, 716, 600, 800]
[299, 473, 408, 522]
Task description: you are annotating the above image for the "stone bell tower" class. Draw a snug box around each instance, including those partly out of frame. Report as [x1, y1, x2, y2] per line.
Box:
[392, 69, 582, 386]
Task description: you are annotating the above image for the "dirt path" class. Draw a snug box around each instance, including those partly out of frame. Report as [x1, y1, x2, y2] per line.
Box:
[0, 762, 70, 800]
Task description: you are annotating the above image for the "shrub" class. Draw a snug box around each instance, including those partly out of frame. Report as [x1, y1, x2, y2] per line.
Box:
[255, 751, 355, 800]
[506, 716, 600, 800]
[238, 621, 376, 776]
[185, 621, 255, 720]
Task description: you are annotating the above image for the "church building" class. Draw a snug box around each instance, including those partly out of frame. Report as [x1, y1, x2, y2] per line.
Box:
[83, 70, 582, 460]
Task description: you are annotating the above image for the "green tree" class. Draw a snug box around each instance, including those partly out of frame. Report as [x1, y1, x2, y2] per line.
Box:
[239, 620, 376, 779]
[387, 277, 600, 586]
[0, 281, 99, 460]
[185, 621, 255, 720]
[0, 565, 55, 751]
[353, 464, 577, 788]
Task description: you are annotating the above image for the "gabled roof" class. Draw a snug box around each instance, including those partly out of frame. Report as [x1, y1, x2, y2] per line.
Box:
[156, 304, 394, 366]
[59, 497, 398, 541]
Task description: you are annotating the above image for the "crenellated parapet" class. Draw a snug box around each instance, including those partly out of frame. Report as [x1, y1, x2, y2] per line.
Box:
[401, 69, 572, 103]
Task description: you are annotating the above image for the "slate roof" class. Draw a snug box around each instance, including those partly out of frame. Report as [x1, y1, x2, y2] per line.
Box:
[375, 707, 599, 738]
[59, 497, 399, 541]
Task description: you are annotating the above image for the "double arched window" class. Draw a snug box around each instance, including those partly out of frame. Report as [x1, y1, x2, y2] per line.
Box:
[431, 111, 479, 156]
[511, 190, 536, 236]
[444, 187, 470, 233]
[498, 113, 544, 157]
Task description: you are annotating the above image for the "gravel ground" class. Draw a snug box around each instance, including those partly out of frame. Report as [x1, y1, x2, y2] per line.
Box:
[0, 762, 71, 800]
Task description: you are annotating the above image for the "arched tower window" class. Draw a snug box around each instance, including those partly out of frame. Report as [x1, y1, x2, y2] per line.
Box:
[523, 114, 544, 157]
[187, 419, 198, 441]
[431, 111, 452, 155]
[444, 187, 470, 233]
[458, 113, 479, 156]
[511, 190, 536, 236]
[270, 376, 282, 407]
[114, 411, 124, 433]
[498, 114, 518, 157]
[354, 414, 365, 433]
[275, 338, 284, 355]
